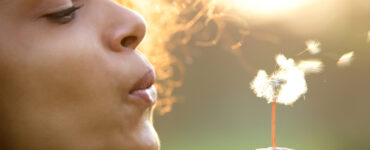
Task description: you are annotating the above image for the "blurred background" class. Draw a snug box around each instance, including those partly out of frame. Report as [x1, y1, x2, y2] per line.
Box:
[122, 0, 370, 149]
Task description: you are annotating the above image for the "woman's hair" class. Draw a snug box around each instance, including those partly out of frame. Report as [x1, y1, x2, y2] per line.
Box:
[117, 0, 185, 115]
[118, 0, 249, 114]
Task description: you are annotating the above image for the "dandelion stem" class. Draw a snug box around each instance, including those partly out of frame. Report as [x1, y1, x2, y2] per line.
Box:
[272, 99, 277, 148]
[297, 49, 307, 56]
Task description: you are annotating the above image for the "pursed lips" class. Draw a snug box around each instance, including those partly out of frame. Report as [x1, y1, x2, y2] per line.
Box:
[128, 69, 157, 107]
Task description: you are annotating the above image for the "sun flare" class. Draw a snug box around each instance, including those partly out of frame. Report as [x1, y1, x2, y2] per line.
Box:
[224, 0, 313, 16]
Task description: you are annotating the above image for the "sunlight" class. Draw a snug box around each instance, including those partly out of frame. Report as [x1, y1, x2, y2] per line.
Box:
[229, 0, 313, 16]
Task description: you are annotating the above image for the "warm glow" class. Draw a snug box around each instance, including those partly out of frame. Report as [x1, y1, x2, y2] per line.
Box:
[228, 0, 312, 16]
[117, 0, 320, 114]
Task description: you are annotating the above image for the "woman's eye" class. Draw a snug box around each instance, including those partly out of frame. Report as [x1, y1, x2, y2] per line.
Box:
[44, 5, 83, 24]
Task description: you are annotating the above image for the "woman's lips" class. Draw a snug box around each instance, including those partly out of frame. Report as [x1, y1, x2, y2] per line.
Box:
[129, 86, 157, 105]
[129, 69, 157, 106]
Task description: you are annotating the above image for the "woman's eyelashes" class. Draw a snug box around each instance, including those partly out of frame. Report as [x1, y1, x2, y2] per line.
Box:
[44, 5, 84, 24]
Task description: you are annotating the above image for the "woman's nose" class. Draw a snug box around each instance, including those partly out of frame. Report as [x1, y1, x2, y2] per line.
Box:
[105, 2, 146, 52]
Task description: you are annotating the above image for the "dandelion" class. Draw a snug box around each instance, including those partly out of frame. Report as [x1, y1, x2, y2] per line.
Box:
[251, 54, 322, 105]
[337, 51, 354, 67]
[251, 54, 322, 149]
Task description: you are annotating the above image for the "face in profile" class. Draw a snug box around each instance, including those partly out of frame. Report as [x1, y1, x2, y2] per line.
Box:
[0, 0, 159, 149]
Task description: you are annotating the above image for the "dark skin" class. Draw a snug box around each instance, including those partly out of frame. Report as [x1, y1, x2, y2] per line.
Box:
[0, 0, 159, 149]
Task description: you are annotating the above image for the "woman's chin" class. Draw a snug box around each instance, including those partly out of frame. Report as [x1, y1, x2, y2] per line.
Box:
[130, 122, 160, 150]
[134, 133, 160, 150]
[121, 120, 160, 150]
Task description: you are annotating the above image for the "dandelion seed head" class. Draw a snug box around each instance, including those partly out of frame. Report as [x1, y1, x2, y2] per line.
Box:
[305, 40, 321, 54]
[337, 51, 354, 67]
[250, 54, 320, 105]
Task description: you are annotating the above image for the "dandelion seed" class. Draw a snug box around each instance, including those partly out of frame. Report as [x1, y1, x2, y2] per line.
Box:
[305, 40, 321, 54]
[337, 51, 354, 67]
[367, 31, 370, 42]
[298, 60, 323, 74]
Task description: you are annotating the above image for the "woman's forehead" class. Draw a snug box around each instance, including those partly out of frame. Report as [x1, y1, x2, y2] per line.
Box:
[1, 0, 66, 6]
[0, 0, 72, 12]
[0, 0, 35, 7]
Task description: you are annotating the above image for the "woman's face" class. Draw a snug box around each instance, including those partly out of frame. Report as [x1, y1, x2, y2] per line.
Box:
[0, 0, 159, 149]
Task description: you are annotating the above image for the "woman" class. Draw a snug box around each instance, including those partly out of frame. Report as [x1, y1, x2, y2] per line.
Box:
[0, 0, 159, 149]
